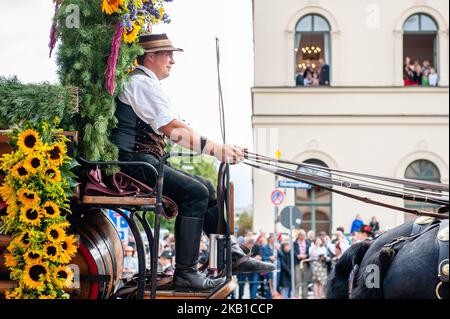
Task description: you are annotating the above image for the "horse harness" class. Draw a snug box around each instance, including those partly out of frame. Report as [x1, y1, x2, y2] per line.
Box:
[383, 216, 448, 299]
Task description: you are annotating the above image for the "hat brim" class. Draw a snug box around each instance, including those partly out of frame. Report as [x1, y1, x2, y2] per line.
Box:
[144, 46, 184, 53]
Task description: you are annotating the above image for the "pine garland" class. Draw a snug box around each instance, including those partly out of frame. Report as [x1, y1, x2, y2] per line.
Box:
[55, 0, 142, 161]
[0, 77, 78, 130]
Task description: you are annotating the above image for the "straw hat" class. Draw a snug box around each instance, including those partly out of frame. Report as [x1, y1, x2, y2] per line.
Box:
[139, 33, 183, 53]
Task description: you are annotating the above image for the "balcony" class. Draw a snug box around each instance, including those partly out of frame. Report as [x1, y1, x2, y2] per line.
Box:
[252, 86, 449, 118]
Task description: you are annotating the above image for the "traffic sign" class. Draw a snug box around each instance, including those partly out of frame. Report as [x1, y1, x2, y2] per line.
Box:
[107, 209, 130, 241]
[271, 189, 285, 206]
[277, 180, 312, 189]
[279, 206, 302, 229]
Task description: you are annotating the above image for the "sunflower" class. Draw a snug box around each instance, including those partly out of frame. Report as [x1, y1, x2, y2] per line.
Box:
[44, 242, 62, 262]
[24, 250, 43, 264]
[0, 183, 14, 202]
[46, 224, 66, 242]
[20, 206, 42, 226]
[23, 261, 49, 290]
[123, 24, 142, 43]
[53, 265, 74, 289]
[47, 143, 66, 166]
[12, 230, 32, 249]
[17, 189, 40, 207]
[43, 165, 62, 183]
[11, 163, 30, 180]
[41, 201, 60, 218]
[101, 0, 124, 15]
[23, 154, 44, 174]
[17, 129, 40, 154]
[4, 252, 18, 268]
[60, 235, 78, 263]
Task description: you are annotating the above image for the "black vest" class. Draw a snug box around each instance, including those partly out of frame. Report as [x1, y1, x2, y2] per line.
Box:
[110, 69, 166, 160]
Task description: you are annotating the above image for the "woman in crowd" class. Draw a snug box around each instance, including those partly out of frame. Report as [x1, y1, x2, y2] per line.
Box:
[309, 237, 330, 299]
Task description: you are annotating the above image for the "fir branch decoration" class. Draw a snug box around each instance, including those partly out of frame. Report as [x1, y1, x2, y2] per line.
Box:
[53, 0, 172, 161]
[0, 77, 78, 130]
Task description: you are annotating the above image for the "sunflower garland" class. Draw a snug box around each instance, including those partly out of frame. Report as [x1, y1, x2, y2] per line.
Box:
[0, 121, 78, 299]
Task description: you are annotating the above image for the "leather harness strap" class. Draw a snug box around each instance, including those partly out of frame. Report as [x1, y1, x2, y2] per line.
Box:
[246, 161, 448, 219]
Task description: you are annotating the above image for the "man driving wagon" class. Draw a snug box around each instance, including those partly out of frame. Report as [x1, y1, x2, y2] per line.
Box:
[110, 33, 275, 291]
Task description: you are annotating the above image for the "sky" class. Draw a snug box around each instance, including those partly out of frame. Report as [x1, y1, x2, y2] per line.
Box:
[0, 0, 254, 207]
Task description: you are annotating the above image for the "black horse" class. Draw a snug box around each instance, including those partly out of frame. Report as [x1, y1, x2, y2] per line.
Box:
[326, 218, 448, 299]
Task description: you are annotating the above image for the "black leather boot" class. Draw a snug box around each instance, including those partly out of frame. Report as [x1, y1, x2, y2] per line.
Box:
[173, 216, 226, 291]
[231, 237, 276, 274]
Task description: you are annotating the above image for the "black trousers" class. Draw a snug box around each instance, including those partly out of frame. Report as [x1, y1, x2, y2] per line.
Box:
[119, 152, 220, 235]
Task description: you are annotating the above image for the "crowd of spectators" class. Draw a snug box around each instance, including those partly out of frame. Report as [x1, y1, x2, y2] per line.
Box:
[403, 57, 439, 86]
[119, 214, 382, 299]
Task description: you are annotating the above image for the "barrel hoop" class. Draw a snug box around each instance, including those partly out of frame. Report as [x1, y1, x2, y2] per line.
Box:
[80, 274, 111, 283]
[78, 242, 99, 299]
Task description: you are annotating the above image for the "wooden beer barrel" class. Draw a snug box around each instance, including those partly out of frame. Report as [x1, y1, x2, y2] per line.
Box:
[0, 209, 123, 299]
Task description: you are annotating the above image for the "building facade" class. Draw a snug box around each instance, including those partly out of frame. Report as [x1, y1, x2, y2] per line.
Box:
[251, 0, 449, 234]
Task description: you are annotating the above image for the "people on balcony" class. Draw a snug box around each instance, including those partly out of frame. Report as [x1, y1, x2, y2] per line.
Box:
[404, 56, 439, 86]
[296, 58, 330, 87]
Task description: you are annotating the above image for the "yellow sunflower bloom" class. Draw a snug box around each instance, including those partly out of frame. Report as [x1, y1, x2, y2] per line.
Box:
[41, 201, 60, 218]
[53, 265, 74, 289]
[11, 230, 32, 249]
[24, 250, 43, 265]
[123, 24, 142, 43]
[44, 242, 62, 262]
[11, 163, 30, 180]
[19, 206, 42, 227]
[46, 224, 66, 242]
[17, 129, 40, 154]
[60, 235, 78, 263]
[23, 154, 44, 174]
[0, 183, 14, 202]
[4, 252, 18, 268]
[23, 261, 49, 290]
[43, 166, 62, 183]
[17, 189, 40, 207]
[101, 0, 124, 15]
[47, 143, 66, 166]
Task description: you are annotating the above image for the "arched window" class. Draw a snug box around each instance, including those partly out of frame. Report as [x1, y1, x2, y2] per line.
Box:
[295, 159, 332, 234]
[402, 14, 439, 86]
[404, 159, 441, 221]
[295, 14, 331, 87]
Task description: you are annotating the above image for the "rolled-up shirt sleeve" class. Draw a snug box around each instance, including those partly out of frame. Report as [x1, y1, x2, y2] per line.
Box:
[120, 74, 177, 135]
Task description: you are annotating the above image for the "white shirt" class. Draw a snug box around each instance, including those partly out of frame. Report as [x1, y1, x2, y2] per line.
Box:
[118, 65, 177, 135]
[429, 73, 438, 86]
[309, 245, 327, 261]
